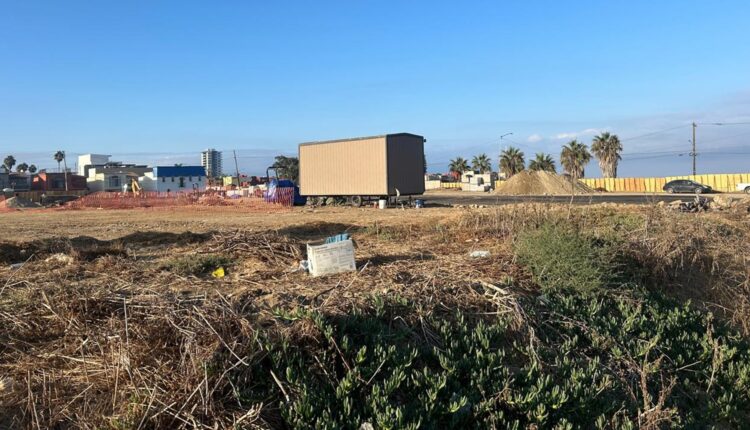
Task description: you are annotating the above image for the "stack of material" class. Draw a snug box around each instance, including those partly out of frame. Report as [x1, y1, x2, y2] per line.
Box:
[495, 171, 595, 195]
[2, 197, 42, 209]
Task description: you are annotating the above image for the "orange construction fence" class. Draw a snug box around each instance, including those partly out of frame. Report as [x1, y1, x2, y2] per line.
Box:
[580, 173, 750, 193]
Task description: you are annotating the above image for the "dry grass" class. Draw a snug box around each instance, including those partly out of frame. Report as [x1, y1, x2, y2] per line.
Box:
[0, 203, 748, 428]
[0, 218, 530, 428]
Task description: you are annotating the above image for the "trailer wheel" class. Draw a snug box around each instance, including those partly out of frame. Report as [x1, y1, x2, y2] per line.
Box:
[350, 195, 363, 207]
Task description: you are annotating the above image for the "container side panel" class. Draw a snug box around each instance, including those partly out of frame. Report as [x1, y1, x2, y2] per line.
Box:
[386, 135, 425, 195]
[299, 137, 388, 196]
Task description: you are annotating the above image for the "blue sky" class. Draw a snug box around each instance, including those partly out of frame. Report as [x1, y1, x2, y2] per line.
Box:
[2, 0, 750, 176]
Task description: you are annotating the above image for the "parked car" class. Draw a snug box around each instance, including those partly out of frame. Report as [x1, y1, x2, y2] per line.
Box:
[736, 182, 750, 194]
[663, 179, 712, 194]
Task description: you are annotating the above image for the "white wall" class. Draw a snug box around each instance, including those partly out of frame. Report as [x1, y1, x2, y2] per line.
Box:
[141, 172, 206, 193]
[77, 154, 111, 176]
[89, 173, 131, 192]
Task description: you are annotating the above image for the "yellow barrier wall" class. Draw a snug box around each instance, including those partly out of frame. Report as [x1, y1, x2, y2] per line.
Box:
[440, 182, 462, 189]
[580, 173, 750, 193]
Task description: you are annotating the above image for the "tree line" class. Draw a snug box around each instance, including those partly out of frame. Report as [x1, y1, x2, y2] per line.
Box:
[448, 132, 622, 180]
[2, 151, 69, 175]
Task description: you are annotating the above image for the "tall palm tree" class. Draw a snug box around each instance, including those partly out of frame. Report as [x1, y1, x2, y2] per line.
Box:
[591, 132, 623, 178]
[528, 153, 556, 173]
[53, 151, 65, 172]
[499, 147, 525, 178]
[53, 150, 69, 191]
[3, 155, 16, 172]
[471, 153, 492, 173]
[560, 140, 591, 180]
[448, 157, 469, 176]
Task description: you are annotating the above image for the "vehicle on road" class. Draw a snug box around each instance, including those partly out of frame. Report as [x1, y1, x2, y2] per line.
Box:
[737, 182, 750, 194]
[663, 179, 712, 194]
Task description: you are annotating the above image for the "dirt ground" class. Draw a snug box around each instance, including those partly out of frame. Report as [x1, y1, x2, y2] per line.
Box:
[2, 200, 749, 428]
[1, 206, 459, 241]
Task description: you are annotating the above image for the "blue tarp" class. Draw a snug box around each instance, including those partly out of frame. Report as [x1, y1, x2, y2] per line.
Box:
[265, 179, 306, 205]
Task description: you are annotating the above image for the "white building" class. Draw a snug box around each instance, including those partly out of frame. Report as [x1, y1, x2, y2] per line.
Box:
[87, 166, 153, 192]
[461, 170, 498, 192]
[77, 154, 111, 177]
[201, 149, 222, 178]
[140, 166, 207, 193]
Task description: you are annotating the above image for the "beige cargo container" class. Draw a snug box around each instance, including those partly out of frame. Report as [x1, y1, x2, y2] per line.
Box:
[299, 133, 425, 202]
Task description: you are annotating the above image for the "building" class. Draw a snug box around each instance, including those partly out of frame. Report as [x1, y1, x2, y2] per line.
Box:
[140, 166, 206, 193]
[77, 154, 111, 177]
[87, 166, 153, 192]
[460, 170, 497, 191]
[3, 173, 31, 191]
[31, 172, 87, 191]
[76, 154, 151, 191]
[201, 149, 222, 178]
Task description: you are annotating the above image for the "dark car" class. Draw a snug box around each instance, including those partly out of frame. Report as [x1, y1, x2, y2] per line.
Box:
[663, 179, 712, 194]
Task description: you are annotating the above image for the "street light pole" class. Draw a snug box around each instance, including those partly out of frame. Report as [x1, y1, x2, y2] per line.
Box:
[691, 122, 697, 176]
[498, 132, 513, 180]
[499, 132, 513, 157]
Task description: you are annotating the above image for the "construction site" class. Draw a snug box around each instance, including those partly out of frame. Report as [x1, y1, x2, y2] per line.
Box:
[1, 178, 750, 428]
[3, 1, 750, 426]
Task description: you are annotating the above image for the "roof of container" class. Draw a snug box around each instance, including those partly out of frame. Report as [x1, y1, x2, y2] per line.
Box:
[299, 133, 424, 147]
[153, 166, 206, 177]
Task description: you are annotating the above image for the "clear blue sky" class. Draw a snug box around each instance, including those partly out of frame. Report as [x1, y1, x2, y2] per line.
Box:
[2, 0, 750, 176]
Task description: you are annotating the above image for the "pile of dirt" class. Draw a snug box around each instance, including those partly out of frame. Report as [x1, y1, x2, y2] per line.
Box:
[2, 196, 42, 209]
[495, 170, 595, 195]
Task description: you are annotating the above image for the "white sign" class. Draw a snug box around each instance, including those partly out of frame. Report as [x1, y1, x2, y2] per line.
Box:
[307, 239, 356, 277]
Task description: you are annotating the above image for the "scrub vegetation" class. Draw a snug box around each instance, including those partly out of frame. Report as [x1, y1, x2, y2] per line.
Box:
[1, 203, 749, 428]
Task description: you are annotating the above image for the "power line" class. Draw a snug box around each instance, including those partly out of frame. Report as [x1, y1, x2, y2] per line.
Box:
[697, 121, 750, 126]
[698, 130, 750, 145]
[619, 125, 690, 142]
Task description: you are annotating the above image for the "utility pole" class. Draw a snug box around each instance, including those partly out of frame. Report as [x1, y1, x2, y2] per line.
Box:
[691, 122, 697, 176]
[233, 150, 241, 188]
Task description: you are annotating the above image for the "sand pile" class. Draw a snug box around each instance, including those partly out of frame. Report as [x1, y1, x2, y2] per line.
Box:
[2, 197, 42, 209]
[495, 170, 595, 195]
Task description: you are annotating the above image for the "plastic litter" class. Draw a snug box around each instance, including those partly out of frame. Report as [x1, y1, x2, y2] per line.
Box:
[469, 250, 491, 258]
[211, 267, 226, 278]
[10, 263, 25, 270]
[324, 233, 351, 244]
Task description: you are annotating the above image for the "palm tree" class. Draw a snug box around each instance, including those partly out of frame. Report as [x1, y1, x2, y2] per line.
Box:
[560, 140, 591, 180]
[3, 155, 16, 172]
[28, 164, 37, 174]
[53, 150, 69, 191]
[448, 157, 469, 177]
[53, 151, 65, 172]
[499, 147, 525, 178]
[471, 153, 492, 173]
[16, 163, 29, 173]
[591, 132, 623, 178]
[528, 153, 556, 173]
